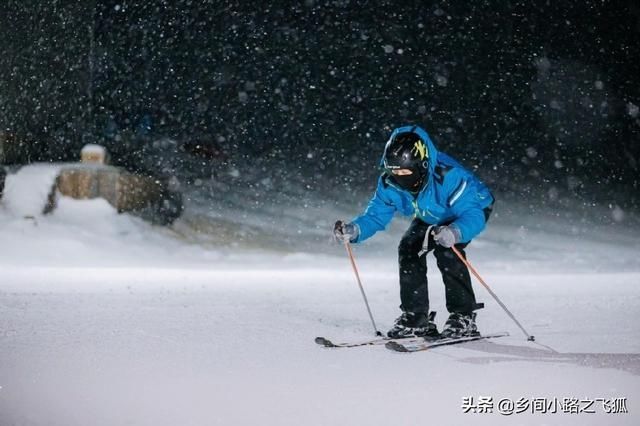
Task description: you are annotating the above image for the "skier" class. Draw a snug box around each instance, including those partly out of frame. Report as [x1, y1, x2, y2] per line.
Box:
[334, 125, 494, 339]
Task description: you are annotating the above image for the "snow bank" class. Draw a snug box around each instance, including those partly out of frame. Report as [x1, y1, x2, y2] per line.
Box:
[1, 163, 60, 217]
[0, 164, 340, 269]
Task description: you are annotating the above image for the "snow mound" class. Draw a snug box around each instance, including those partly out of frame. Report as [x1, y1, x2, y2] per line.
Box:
[2, 163, 60, 217]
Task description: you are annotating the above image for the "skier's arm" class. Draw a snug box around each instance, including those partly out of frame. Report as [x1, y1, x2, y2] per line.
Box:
[350, 179, 396, 243]
[446, 174, 489, 243]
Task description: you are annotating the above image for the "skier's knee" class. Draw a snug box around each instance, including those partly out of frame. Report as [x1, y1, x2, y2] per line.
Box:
[433, 245, 450, 258]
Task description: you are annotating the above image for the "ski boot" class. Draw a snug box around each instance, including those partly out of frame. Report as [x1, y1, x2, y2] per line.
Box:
[387, 311, 439, 339]
[440, 312, 479, 338]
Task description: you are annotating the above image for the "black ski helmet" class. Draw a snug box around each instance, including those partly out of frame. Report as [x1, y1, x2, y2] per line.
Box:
[382, 131, 430, 192]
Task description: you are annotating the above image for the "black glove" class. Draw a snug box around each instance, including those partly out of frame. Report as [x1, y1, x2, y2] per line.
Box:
[333, 220, 359, 243]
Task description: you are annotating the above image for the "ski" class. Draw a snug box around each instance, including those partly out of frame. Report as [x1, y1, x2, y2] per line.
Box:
[385, 332, 509, 352]
[315, 335, 432, 348]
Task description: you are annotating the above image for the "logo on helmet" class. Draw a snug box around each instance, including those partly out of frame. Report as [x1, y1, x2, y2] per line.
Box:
[411, 140, 428, 161]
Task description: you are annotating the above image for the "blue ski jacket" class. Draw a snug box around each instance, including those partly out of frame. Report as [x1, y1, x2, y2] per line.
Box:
[351, 125, 494, 244]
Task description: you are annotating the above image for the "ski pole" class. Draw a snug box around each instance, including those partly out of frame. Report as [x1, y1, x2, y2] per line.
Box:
[451, 245, 535, 342]
[343, 241, 383, 337]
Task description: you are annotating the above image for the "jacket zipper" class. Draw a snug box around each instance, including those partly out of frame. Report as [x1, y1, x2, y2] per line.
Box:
[385, 176, 438, 221]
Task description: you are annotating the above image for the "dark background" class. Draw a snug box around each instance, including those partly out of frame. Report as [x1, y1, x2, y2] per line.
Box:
[1, 0, 638, 213]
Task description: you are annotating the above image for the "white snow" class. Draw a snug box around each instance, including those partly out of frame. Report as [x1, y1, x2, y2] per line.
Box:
[0, 164, 639, 426]
[1, 163, 61, 217]
[81, 144, 107, 156]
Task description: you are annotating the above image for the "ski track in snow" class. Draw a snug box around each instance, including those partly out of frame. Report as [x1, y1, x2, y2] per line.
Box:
[0, 164, 639, 426]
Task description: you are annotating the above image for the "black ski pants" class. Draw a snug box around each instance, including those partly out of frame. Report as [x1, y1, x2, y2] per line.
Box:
[397, 208, 492, 315]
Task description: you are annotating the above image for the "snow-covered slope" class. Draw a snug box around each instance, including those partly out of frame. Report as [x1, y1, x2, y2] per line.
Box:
[0, 164, 639, 426]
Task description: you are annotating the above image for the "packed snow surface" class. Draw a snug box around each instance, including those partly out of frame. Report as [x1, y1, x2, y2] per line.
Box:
[1, 164, 639, 426]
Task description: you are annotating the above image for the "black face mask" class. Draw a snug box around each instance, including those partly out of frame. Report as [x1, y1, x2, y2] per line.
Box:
[389, 171, 426, 192]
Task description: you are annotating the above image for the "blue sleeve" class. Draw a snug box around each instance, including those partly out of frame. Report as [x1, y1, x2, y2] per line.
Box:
[445, 172, 489, 243]
[351, 178, 396, 243]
